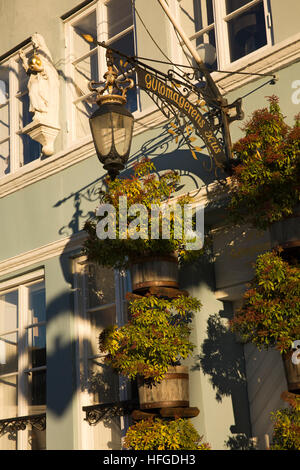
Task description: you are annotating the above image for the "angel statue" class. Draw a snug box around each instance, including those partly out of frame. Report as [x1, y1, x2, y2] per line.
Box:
[19, 33, 60, 128]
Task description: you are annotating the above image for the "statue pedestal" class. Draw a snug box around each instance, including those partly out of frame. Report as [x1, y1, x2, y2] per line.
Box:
[22, 121, 60, 156]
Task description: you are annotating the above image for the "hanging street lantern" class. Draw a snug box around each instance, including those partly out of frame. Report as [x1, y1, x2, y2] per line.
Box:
[88, 49, 135, 180]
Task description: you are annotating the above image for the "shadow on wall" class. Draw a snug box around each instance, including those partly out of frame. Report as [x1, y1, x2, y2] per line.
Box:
[192, 302, 253, 450]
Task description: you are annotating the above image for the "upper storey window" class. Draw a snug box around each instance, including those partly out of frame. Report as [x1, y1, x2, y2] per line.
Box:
[179, 0, 272, 70]
[0, 51, 41, 179]
[65, 0, 137, 143]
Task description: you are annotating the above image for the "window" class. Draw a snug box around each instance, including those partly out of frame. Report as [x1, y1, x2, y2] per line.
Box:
[73, 258, 130, 450]
[0, 51, 41, 179]
[0, 273, 46, 450]
[179, 0, 271, 70]
[65, 0, 137, 143]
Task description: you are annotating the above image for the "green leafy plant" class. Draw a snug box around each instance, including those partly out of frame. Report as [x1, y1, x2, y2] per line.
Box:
[123, 418, 211, 450]
[99, 294, 201, 384]
[228, 96, 300, 230]
[83, 158, 205, 269]
[230, 250, 300, 353]
[270, 396, 300, 450]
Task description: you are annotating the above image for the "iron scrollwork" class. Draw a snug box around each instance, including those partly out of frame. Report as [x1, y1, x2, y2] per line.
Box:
[0, 413, 46, 437]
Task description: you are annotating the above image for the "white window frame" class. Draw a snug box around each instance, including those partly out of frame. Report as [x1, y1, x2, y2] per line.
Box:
[0, 45, 42, 179]
[177, 0, 273, 71]
[64, 0, 139, 147]
[0, 269, 46, 451]
[73, 256, 130, 450]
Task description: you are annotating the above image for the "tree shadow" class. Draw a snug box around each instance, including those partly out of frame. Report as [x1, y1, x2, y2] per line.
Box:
[192, 303, 252, 448]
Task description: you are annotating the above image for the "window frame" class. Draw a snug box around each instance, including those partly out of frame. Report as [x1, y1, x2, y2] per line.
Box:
[181, 0, 273, 71]
[0, 269, 46, 451]
[64, 0, 138, 147]
[0, 45, 43, 180]
[73, 256, 130, 450]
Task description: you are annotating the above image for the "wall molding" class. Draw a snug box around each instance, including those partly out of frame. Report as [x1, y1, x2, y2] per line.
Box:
[214, 31, 300, 94]
[0, 231, 87, 278]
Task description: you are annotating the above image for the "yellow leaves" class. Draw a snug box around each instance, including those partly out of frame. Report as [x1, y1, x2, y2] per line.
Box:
[191, 150, 198, 160]
[82, 34, 95, 43]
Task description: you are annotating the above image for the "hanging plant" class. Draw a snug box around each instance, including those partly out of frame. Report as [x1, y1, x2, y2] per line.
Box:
[230, 250, 300, 353]
[227, 96, 300, 230]
[270, 395, 300, 450]
[99, 294, 201, 384]
[83, 158, 206, 270]
[123, 418, 211, 450]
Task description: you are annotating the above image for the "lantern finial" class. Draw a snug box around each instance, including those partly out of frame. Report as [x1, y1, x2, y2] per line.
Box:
[88, 49, 134, 106]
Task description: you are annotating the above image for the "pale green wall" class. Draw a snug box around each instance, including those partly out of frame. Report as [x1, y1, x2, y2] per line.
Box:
[270, 0, 300, 44]
[226, 61, 300, 144]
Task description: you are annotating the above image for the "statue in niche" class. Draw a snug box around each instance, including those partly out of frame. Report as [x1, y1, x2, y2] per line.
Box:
[19, 33, 60, 128]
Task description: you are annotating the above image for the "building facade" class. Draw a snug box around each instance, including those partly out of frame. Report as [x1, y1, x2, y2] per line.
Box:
[0, 0, 299, 450]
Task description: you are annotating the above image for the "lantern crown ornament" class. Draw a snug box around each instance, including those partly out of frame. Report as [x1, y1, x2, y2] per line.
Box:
[88, 49, 135, 180]
[88, 49, 134, 105]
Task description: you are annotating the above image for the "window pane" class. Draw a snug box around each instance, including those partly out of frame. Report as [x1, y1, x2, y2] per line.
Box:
[87, 357, 120, 404]
[88, 306, 116, 357]
[110, 31, 137, 113]
[28, 369, 46, 415]
[106, 0, 133, 39]
[0, 139, 10, 178]
[0, 374, 17, 420]
[0, 103, 9, 141]
[73, 11, 97, 59]
[0, 68, 9, 105]
[0, 290, 18, 334]
[28, 282, 46, 324]
[20, 134, 41, 166]
[0, 332, 18, 376]
[29, 426, 46, 451]
[19, 93, 33, 129]
[227, 2, 267, 61]
[74, 51, 98, 97]
[194, 0, 214, 30]
[226, 0, 253, 14]
[28, 325, 46, 369]
[87, 265, 116, 309]
[17, 58, 29, 94]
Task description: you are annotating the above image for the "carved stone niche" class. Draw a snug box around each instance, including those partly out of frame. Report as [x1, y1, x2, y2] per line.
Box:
[20, 33, 60, 157]
[22, 121, 60, 157]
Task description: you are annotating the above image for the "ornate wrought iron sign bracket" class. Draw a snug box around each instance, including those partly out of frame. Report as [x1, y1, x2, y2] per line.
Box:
[136, 66, 228, 167]
[82, 33, 244, 173]
[0, 413, 46, 437]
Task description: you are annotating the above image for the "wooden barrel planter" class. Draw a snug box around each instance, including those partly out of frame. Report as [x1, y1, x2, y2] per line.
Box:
[130, 253, 179, 293]
[137, 366, 189, 410]
[282, 351, 300, 394]
[270, 206, 300, 261]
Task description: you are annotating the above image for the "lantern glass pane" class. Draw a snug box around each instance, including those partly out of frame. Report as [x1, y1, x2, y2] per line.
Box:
[90, 113, 113, 157]
[112, 113, 133, 157]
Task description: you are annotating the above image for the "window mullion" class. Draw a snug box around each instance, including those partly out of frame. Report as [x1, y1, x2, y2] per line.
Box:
[263, 0, 273, 46]
[8, 57, 19, 174]
[65, 21, 77, 144]
[214, 0, 230, 68]
[17, 285, 29, 450]
[97, 1, 108, 80]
